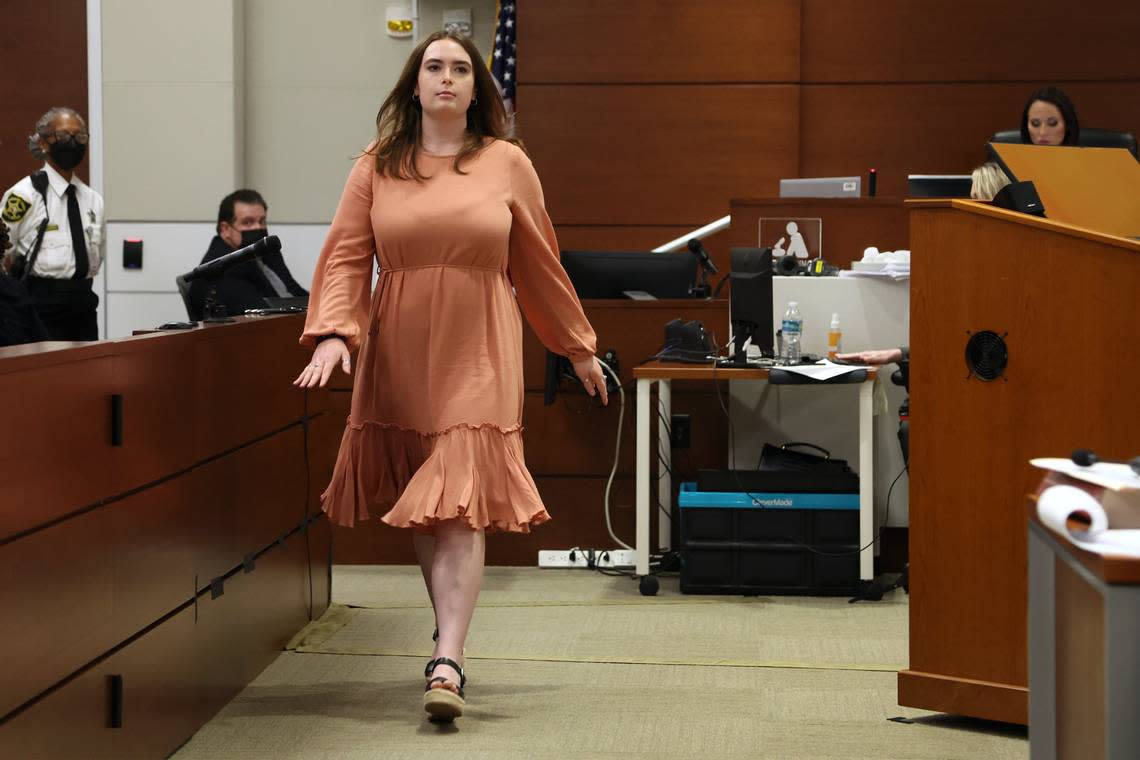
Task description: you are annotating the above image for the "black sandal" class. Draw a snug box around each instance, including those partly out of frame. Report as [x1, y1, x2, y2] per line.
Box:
[423, 657, 466, 721]
[432, 628, 466, 668]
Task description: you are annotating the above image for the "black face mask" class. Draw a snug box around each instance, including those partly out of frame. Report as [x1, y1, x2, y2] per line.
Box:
[49, 137, 87, 171]
[239, 227, 269, 247]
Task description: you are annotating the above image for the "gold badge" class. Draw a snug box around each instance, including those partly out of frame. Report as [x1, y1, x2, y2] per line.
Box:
[2, 194, 30, 223]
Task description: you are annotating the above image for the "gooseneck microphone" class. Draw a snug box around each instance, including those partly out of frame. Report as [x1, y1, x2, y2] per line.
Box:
[182, 234, 282, 282]
[686, 238, 718, 274]
[1071, 449, 1140, 476]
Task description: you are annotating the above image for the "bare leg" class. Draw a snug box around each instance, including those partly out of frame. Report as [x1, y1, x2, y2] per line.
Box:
[412, 531, 437, 633]
[427, 519, 485, 691]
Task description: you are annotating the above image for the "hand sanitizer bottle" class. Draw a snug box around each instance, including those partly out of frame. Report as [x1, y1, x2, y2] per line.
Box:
[827, 313, 842, 360]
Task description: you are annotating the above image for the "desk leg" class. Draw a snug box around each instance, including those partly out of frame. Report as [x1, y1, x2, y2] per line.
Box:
[1027, 526, 1057, 760]
[1106, 585, 1140, 757]
[636, 378, 651, 577]
[859, 380, 874, 581]
[657, 380, 672, 552]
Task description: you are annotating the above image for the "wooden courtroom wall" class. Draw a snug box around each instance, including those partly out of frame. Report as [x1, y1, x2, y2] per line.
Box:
[517, 0, 1140, 273]
[0, 1, 88, 186]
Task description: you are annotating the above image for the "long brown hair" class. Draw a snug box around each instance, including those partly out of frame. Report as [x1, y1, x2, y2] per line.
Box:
[369, 31, 519, 180]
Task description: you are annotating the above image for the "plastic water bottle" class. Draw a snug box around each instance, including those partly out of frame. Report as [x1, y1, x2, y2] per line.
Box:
[781, 301, 803, 363]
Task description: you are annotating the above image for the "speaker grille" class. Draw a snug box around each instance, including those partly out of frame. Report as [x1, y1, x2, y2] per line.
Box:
[965, 330, 1008, 381]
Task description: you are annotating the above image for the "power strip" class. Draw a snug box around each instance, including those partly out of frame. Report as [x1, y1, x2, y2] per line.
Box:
[538, 549, 636, 569]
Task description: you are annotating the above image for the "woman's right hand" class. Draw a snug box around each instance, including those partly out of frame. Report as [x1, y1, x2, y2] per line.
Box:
[294, 336, 352, 388]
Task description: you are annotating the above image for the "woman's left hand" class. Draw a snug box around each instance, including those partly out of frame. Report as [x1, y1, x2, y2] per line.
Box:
[572, 356, 609, 406]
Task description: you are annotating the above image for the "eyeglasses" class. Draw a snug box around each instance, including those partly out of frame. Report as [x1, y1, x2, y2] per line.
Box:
[44, 131, 90, 145]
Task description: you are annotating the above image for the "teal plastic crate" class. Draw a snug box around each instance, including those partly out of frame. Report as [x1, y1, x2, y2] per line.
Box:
[678, 481, 857, 510]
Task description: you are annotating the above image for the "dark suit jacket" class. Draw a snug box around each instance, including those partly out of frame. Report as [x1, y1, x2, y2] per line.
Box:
[192, 235, 308, 317]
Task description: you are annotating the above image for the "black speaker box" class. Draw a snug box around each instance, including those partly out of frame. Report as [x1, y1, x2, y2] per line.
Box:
[992, 180, 1046, 217]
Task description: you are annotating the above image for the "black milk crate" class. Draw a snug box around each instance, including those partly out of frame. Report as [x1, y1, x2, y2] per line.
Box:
[678, 482, 860, 595]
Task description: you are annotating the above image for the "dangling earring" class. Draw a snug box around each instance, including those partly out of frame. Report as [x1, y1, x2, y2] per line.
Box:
[413, 92, 420, 101]
[470, 95, 477, 107]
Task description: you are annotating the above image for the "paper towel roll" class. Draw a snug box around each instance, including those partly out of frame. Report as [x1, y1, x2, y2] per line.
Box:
[1038, 484, 1109, 539]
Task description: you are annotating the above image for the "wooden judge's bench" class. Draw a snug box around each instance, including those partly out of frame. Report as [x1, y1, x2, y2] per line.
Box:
[0, 315, 332, 758]
[898, 145, 1140, 726]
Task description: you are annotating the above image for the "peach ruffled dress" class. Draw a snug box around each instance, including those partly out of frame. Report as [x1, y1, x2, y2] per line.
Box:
[301, 140, 596, 533]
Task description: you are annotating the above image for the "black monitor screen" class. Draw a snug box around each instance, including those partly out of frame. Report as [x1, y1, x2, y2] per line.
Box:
[560, 250, 697, 299]
[730, 247, 774, 358]
[906, 174, 973, 198]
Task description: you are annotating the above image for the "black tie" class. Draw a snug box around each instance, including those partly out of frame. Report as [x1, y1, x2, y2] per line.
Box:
[65, 185, 89, 280]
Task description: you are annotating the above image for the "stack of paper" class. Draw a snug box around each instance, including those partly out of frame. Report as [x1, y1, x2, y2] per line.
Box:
[839, 263, 911, 281]
[773, 360, 869, 381]
[840, 247, 911, 280]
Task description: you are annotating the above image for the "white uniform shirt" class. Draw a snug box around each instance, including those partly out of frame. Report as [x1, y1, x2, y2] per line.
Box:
[1, 164, 105, 279]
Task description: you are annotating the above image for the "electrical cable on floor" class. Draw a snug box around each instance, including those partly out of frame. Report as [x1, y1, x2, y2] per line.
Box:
[596, 356, 632, 552]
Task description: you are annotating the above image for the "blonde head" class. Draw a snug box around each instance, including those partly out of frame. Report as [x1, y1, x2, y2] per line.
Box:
[970, 162, 1011, 201]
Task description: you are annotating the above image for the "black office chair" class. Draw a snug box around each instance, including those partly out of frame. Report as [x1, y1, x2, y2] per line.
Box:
[891, 359, 908, 466]
[175, 274, 206, 322]
[989, 128, 1137, 158]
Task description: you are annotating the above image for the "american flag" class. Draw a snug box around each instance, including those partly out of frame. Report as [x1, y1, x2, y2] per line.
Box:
[490, 2, 517, 114]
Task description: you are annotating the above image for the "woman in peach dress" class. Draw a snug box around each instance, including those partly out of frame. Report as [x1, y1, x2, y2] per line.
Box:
[294, 31, 607, 722]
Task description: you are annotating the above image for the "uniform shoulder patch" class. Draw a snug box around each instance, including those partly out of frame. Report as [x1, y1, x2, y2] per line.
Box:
[2, 194, 30, 223]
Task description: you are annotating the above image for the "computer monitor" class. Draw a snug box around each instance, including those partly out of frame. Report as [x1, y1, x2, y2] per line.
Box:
[560, 250, 698, 299]
[779, 176, 861, 198]
[906, 175, 973, 198]
[729, 247, 774, 361]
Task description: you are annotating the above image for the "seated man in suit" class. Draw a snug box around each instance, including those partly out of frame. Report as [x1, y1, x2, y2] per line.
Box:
[197, 189, 307, 317]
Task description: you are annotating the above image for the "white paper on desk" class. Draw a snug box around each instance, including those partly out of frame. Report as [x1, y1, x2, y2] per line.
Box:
[774, 361, 868, 381]
[1031, 457, 1140, 492]
[838, 268, 910, 281]
[1037, 485, 1140, 557]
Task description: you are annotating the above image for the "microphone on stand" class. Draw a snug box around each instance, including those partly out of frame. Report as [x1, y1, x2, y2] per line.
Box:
[181, 235, 282, 282]
[685, 238, 718, 299]
[176, 235, 283, 323]
[686, 238, 719, 274]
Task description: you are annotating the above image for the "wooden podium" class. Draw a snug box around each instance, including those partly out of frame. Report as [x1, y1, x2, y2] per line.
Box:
[898, 199, 1140, 725]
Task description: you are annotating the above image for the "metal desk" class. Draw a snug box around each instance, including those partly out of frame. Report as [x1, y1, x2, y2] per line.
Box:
[1028, 513, 1140, 760]
[632, 360, 877, 583]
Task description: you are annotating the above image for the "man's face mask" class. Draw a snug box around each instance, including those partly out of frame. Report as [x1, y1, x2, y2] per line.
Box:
[48, 136, 87, 171]
[239, 227, 269, 247]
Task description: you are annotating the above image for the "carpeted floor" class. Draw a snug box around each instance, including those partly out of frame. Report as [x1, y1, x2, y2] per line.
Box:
[173, 567, 1027, 760]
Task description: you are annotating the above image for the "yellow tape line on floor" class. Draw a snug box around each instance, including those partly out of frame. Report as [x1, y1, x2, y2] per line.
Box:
[291, 648, 904, 674]
[340, 597, 784, 610]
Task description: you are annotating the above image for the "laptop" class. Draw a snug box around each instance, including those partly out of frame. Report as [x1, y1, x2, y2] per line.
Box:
[779, 176, 861, 198]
